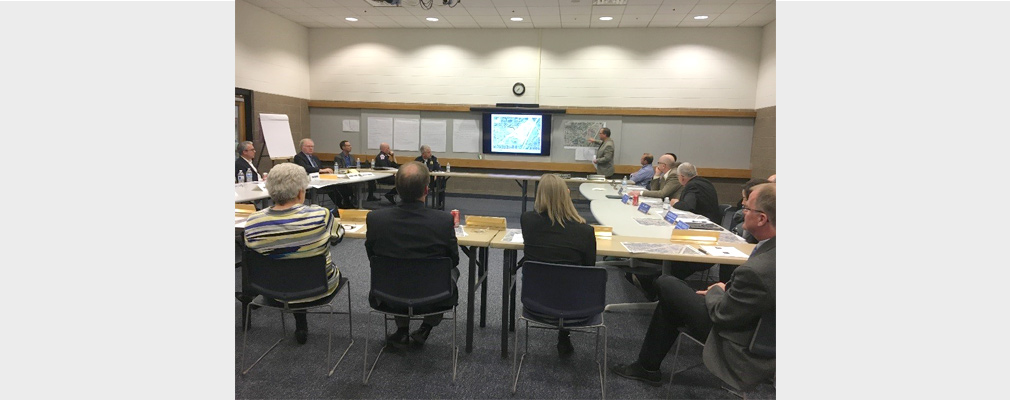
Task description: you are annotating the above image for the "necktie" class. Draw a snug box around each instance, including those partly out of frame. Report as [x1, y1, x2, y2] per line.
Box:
[308, 155, 316, 168]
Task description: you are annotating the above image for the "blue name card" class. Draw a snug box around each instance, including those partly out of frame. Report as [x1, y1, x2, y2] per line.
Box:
[674, 220, 690, 230]
[664, 211, 678, 224]
[637, 202, 651, 214]
[622, 194, 630, 204]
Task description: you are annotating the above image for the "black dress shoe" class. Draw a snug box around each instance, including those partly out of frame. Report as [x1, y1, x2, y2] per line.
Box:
[410, 323, 433, 346]
[387, 328, 410, 350]
[557, 334, 574, 358]
[384, 193, 396, 205]
[611, 362, 663, 386]
[295, 328, 308, 345]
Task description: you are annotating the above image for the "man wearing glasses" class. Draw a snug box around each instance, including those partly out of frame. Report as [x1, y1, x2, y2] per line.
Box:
[612, 183, 776, 391]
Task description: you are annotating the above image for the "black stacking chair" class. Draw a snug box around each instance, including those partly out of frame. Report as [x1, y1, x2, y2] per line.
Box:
[512, 261, 608, 399]
[363, 256, 458, 384]
[240, 250, 354, 377]
[668, 311, 776, 398]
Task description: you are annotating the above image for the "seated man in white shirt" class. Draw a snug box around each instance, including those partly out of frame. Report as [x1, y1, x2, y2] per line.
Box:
[628, 153, 655, 187]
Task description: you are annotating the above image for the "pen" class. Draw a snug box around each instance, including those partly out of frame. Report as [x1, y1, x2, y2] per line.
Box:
[697, 247, 708, 255]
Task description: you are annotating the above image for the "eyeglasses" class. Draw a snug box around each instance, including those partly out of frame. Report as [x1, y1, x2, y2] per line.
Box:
[742, 205, 766, 214]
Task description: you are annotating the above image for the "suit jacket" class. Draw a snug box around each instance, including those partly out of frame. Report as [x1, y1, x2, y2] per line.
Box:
[673, 176, 721, 223]
[235, 157, 259, 182]
[293, 152, 324, 174]
[703, 237, 776, 391]
[365, 200, 459, 268]
[334, 152, 355, 169]
[520, 211, 596, 266]
[642, 171, 683, 199]
[594, 139, 615, 177]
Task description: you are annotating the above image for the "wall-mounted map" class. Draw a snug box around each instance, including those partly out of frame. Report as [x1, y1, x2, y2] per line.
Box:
[563, 120, 606, 148]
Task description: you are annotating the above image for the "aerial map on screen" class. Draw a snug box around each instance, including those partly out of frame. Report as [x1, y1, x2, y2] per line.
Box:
[490, 113, 543, 154]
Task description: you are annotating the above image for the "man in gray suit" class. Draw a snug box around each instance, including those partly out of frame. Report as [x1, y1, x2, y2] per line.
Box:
[636, 153, 682, 200]
[589, 127, 615, 178]
[612, 183, 776, 391]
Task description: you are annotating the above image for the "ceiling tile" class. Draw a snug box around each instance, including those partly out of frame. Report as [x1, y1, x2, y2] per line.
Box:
[464, 7, 501, 16]
[444, 15, 480, 27]
[527, 6, 561, 16]
[472, 16, 507, 28]
[688, 4, 730, 14]
[560, 14, 591, 28]
[559, 5, 593, 15]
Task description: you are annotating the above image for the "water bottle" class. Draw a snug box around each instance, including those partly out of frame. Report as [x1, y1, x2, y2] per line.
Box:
[663, 197, 670, 211]
[245, 168, 253, 183]
[356, 158, 361, 169]
[446, 163, 451, 173]
[237, 170, 245, 184]
[621, 175, 628, 193]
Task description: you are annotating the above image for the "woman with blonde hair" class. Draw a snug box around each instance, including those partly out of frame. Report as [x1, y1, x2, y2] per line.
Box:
[519, 173, 597, 357]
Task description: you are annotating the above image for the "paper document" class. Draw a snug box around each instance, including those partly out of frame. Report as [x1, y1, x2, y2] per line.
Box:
[633, 217, 671, 227]
[698, 246, 749, 258]
[621, 242, 702, 255]
[341, 224, 364, 233]
[717, 231, 747, 244]
[501, 229, 524, 243]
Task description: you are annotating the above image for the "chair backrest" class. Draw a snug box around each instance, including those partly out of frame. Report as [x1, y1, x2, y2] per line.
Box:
[369, 256, 455, 308]
[244, 250, 330, 302]
[747, 311, 775, 359]
[521, 261, 607, 319]
[719, 205, 736, 230]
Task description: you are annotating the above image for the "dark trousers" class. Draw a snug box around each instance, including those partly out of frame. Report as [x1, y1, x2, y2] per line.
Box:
[637, 276, 712, 371]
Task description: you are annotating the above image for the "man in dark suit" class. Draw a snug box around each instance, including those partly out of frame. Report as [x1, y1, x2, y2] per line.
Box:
[415, 144, 445, 209]
[365, 161, 460, 348]
[612, 183, 775, 391]
[330, 140, 358, 206]
[671, 162, 722, 224]
[293, 138, 345, 209]
[235, 141, 262, 182]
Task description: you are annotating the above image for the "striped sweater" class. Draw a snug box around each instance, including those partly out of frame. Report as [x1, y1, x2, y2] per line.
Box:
[244, 204, 341, 302]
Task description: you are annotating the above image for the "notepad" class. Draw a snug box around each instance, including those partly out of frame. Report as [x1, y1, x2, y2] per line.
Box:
[698, 246, 749, 258]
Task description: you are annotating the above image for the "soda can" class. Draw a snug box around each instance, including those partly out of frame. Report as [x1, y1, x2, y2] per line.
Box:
[451, 209, 460, 227]
[632, 192, 640, 206]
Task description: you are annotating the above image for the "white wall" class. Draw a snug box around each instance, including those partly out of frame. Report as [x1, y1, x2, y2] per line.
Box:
[755, 20, 776, 108]
[235, 0, 309, 99]
[309, 27, 764, 109]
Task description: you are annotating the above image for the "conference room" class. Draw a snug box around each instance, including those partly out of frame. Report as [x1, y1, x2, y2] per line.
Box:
[234, 0, 775, 398]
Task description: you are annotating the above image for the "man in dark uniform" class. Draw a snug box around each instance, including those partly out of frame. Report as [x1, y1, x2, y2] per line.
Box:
[370, 142, 399, 204]
[414, 144, 445, 209]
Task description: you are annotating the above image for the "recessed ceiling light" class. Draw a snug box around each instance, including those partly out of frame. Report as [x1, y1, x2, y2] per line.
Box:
[599, 17, 613, 21]
[345, 17, 358, 22]
[511, 17, 523, 22]
[694, 15, 709, 20]
[426, 17, 439, 22]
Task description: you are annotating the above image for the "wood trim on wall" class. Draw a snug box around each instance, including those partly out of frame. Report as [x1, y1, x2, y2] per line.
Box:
[317, 153, 750, 179]
[308, 100, 757, 118]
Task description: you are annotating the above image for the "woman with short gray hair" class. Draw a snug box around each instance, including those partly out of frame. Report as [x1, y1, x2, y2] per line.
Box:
[243, 162, 344, 344]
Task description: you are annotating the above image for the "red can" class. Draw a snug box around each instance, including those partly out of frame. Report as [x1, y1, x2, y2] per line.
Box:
[451, 209, 460, 227]
[632, 192, 640, 206]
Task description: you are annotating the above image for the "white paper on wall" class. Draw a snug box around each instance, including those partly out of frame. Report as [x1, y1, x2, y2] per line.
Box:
[574, 147, 596, 161]
[393, 118, 420, 151]
[367, 117, 393, 150]
[420, 119, 447, 153]
[342, 119, 360, 132]
[452, 119, 480, 153]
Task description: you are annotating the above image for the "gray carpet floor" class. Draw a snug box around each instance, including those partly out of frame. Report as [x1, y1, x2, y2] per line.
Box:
[235, 195, 775, 399]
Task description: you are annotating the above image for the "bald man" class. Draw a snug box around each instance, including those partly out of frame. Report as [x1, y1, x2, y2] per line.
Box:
[370, 143, 399, 204]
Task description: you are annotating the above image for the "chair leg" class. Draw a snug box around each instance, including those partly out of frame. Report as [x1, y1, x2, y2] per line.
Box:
[325, 302, 355, 377]
[667, 332, 705, 396]
[362, 312, 389, 385]
[511, 319, 528, 394]
[240, 304, 287, 376]
[451, 308, 458, 382]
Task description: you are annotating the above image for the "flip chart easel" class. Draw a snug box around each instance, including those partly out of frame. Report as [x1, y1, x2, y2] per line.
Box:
[259, 113, 297, 160]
